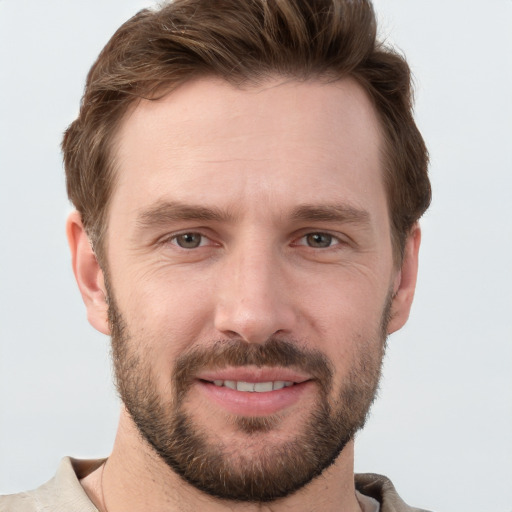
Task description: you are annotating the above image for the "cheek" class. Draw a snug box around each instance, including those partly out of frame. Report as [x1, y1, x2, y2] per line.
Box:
[116, 261, 210, 330]
[301, 274, 389, 369]
[301, 264, 390, 327]
[114, 274, 216, 382]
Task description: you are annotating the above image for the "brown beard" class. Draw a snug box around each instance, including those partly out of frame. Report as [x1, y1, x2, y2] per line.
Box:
[108, 285, 390, 502]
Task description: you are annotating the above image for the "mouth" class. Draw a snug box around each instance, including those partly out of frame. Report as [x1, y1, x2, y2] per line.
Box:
[194, 369, 314, 416]
[203, 379, 295, 392]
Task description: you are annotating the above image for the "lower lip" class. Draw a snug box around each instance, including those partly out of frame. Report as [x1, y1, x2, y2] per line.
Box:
[196, 380, 313, 416]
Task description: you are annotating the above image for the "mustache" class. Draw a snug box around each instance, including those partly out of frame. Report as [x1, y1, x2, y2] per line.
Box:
[172, 338, 334, 397]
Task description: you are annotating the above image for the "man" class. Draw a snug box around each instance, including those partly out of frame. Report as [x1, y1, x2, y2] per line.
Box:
[0, 0, 431, 510]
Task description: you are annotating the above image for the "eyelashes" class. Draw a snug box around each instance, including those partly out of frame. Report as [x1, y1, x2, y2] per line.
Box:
[170, 232, 210, 249]
[166, 231, 344, 250]
[295, 233, 341, 249]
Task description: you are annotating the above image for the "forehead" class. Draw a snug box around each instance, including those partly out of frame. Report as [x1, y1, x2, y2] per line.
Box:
[111, 77, 385, 220]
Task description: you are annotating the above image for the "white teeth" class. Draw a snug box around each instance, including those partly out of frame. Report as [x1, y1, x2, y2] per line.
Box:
[237, 381, 255, 392]
[210, 380, 295, 392]
[254, 381, 273, 392]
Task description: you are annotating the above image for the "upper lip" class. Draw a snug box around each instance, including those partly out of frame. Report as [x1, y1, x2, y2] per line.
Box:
[196, 366, 311, 384]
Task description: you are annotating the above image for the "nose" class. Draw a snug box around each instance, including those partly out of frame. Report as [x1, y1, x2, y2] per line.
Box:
[213, 244, 298, 344]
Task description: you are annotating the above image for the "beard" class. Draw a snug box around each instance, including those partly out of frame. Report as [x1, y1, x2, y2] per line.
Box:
[108, 286, 390, 503]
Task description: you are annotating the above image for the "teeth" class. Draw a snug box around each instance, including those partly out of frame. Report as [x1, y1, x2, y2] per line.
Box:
[273, 381, 294, 389]
[254, 382, 273, 392]
[210, 380, 295, 392]
[237, 381, 255, 392]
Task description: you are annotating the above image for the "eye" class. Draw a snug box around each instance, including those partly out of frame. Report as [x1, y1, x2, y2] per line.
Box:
[305, 233, 336, 248]
[171, 232, 206, 249]
[297, 232, 339, 248]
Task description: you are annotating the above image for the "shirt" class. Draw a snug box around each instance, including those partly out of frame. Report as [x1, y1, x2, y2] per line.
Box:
[0, 457, 432, 512]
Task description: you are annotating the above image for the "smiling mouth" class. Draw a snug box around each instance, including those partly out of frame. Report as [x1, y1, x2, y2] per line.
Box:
[203, 380, 296, 392]
[196, 376, 312, 416]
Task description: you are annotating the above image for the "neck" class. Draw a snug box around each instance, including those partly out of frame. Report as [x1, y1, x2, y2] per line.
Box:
[82, 407, 362, 512]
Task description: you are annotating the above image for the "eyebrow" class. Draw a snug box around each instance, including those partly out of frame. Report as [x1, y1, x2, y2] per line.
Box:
[134, 200, 371, 233]
[290, 204, 371, 225]
[135, 201, 236, 231]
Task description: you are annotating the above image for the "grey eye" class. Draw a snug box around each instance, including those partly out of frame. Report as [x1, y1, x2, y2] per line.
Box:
[305, 233, 334, 248]
[174, 233, 203, 249]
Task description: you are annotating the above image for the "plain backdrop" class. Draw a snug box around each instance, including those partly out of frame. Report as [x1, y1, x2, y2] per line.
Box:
[1, 1, 511, 511]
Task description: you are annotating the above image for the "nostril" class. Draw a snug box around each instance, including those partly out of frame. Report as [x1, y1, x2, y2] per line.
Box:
[213, 291, 298, 344]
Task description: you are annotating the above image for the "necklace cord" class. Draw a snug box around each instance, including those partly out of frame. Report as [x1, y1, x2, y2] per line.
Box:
[100, 459, 109, 512]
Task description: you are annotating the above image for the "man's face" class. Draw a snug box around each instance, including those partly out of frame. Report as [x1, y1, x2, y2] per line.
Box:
[102, 77, 402, 501]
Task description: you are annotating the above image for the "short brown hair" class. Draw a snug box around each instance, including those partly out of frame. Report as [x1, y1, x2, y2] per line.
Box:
[62, 0, 431, 265]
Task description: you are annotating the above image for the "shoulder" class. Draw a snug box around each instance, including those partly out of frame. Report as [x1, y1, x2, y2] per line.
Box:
[0, 457, 102, 512]
[355, 473, 433, 512]
[0, 491, 39, 512]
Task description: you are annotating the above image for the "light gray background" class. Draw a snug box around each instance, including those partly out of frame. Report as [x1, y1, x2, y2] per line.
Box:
[1, 1, 511, 511]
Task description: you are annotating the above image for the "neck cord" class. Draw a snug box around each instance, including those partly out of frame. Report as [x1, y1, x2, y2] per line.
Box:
[100, 459, 110, 512]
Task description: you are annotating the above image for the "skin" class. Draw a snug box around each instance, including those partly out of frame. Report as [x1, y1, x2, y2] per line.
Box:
[67, 77, 421, 511]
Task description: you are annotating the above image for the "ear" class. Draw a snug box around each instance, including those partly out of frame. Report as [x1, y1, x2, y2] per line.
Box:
[387, 224, 421, 335]
[66, 211, 110, 335]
